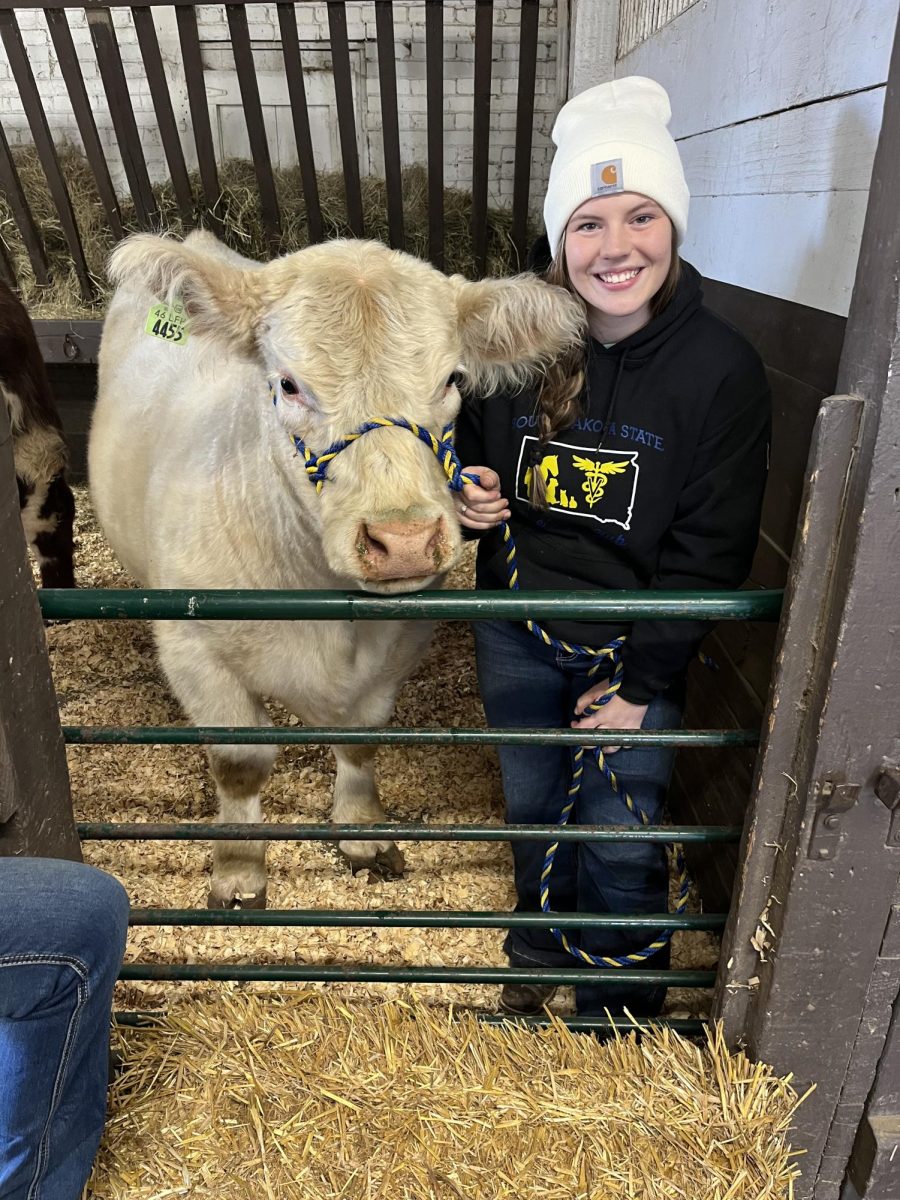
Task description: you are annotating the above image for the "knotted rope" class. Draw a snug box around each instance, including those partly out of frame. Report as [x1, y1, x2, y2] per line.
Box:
[284, 405, 689, 968]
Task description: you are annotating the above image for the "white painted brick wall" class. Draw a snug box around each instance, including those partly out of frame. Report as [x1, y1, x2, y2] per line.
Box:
[0, 0, 562, 221]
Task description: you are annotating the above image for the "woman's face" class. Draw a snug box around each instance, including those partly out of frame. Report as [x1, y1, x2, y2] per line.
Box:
[563, 193, 674, 342]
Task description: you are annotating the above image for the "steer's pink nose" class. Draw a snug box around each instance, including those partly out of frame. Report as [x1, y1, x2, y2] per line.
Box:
[358, 518, 446, 581]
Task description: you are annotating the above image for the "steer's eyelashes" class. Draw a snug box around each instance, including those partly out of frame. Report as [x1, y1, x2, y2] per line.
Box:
[274, 373, 318, 412]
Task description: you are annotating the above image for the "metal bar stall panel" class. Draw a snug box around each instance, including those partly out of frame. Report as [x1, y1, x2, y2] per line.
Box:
[511, 0, 539, 267]
[0, 118, 50, 284]
[77, 822, 742, 841]
[37, 587, 785, 622]
[128, 908, 729, 930]
[424, 0, 443, 268]
[326, 0, 364, 236]
[45, 7, 124, 240]
[175, 4, 221, 223]
[276, 1, 323, 244]
[117, 962, 715, 986]
[61, 726, 758, 746]
[470, 0, 493, 277]
[85, 7, 160, 229]
[225, 2, 281, 252]
[0, 231, 14, 285]
[374, 0, 404, 249]
[0, 8, 93, 298]
[131, 5, 194, 225]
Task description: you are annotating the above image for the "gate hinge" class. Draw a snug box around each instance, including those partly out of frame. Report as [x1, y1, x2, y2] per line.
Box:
[808, 777, 860, 860]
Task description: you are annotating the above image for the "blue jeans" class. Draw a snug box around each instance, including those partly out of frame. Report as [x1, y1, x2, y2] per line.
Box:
[474, 620, 683, 1017]
[0, 858, 129, 1200]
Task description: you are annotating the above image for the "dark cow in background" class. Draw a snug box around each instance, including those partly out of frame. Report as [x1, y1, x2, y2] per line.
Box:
[0, 279, 76, 587]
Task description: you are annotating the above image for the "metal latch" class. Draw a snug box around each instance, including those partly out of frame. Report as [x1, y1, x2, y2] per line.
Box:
[808, 777, 860, 860]
[875, 766, 900, 848]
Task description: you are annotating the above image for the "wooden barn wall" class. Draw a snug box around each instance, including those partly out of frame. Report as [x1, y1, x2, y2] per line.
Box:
[616, 0, 895, 908]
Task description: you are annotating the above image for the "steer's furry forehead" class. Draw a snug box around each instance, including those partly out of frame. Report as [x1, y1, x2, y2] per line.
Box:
[263, 240, 459, 409]
[108, 231, 586, 411]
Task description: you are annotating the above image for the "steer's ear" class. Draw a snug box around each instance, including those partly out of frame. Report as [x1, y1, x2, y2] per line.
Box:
[108, 233, 265, 357]
[453, 274, 585, 394]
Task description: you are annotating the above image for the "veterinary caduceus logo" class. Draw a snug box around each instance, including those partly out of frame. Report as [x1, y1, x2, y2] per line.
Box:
[515, 436, 639, 530]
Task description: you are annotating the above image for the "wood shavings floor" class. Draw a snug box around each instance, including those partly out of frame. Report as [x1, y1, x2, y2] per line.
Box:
[49, 486, 719, 1020]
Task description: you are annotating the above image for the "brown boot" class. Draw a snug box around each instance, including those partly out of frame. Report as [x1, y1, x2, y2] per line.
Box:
[499, 982, 558, 1015]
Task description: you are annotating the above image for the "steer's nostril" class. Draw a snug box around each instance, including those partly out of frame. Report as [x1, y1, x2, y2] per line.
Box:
[361, 525, 389, 558]
[357, 517, 449, 580]
[426, 523, 444, 556]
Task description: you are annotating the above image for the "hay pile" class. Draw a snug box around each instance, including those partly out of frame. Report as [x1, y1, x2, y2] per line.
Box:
[89, 992, 808, 1199]
[1, 145, 522, 318]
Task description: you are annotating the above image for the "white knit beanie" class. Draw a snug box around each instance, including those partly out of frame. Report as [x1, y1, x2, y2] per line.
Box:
[543, 76, 689, 259]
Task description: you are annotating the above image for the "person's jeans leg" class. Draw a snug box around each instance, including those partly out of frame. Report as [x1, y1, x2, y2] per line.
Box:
[0, 858, 129, 1200]
[570, 689, 683, 1018]
[473, 620, 578, 968]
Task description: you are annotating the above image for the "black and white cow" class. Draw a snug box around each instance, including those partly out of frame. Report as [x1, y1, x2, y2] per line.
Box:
[1, 279, 76, 588]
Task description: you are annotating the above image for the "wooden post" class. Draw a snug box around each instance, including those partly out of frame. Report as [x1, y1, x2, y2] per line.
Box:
[0, 393, 80, 860]
[715, 13, 900, 1198]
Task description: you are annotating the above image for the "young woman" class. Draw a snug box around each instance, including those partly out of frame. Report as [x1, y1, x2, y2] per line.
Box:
[454, 76, 770, 1019]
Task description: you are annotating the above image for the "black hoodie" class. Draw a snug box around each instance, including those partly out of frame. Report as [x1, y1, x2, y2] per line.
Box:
[453, 261, 771, 704]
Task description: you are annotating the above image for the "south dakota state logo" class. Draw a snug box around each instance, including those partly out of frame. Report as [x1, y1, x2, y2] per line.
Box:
[515, 436, 639, 530]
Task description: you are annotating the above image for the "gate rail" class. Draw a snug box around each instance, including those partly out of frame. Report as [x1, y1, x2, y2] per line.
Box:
[39, 584, 782, 1031]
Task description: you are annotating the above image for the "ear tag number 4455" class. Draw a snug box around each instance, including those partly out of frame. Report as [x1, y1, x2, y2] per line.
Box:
[145, 299, 189, 346]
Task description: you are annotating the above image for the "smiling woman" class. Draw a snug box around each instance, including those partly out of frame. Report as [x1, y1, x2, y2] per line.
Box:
[453, 76, 771, 1022]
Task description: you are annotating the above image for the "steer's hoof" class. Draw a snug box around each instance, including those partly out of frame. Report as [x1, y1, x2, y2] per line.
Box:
[368, 843, 406, 880]
[338, 841, 405, 880]
[207, 885, 268, 910]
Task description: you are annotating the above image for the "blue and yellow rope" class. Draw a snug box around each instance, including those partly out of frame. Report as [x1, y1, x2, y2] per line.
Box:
[283, 406, 691, 969]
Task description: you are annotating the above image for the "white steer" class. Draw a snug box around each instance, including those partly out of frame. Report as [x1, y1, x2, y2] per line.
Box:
[89, 231, 582, 907]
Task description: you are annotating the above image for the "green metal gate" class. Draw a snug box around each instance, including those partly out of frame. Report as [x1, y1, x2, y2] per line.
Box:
[35, 582, 782, 1035]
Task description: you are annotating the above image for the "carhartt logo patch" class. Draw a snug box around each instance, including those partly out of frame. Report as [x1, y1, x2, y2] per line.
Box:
[516, 436, 639, 529]
[590, 158, 624, 196]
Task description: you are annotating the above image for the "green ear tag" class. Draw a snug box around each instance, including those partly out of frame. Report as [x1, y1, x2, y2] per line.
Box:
[145, 299, 189, 345]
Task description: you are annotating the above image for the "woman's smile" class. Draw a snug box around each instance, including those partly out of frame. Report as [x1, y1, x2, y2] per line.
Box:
[564, 193, 674, 341]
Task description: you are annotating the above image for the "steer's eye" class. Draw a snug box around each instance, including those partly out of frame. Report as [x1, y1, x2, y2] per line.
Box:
[445, 372, 461, 391]
[280, 377, 300, 396]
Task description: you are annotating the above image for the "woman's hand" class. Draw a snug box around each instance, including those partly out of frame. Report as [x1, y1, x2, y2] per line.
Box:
[456, 466, 511, 530]
[571, 682, 648, 754]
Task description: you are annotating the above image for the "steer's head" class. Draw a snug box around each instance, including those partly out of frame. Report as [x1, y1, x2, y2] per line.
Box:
[109, 233, 584, 592]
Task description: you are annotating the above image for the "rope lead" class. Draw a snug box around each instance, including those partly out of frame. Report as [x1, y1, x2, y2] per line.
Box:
[286, 408, 691, 970]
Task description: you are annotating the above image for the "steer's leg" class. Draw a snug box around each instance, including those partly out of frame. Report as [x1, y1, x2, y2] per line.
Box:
[323, 623, 433, 878]
[331, 742, 405, 878]
[156, 627, 277, 908]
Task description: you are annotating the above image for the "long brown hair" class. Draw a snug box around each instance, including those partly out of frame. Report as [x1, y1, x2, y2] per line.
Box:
[527, 230, 681, 506]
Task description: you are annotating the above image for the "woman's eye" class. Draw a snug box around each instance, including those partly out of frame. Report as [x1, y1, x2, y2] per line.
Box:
[632, 214, 654, 226]
[281, 377, 300, 395]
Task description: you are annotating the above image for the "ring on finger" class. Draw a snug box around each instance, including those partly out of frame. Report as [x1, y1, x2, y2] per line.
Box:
[459, 502, 468, 515]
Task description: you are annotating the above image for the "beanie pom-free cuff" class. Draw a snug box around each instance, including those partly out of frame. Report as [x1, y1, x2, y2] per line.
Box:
[543, 77, 690, 260]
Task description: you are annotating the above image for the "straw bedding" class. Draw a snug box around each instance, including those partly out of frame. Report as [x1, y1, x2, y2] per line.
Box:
[87, 993, 808, 1199]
